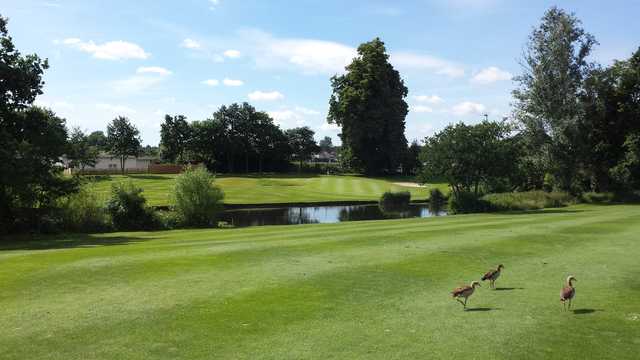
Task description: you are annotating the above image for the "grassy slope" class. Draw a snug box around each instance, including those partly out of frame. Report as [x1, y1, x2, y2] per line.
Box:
[85, 174, 446, 205]
[1, 204, 639, 359]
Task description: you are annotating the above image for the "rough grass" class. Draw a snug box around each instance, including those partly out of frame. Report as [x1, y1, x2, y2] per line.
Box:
[85, 174, 446, 206]
[1, 204, 639, 359]
[482, 191, 574, 211]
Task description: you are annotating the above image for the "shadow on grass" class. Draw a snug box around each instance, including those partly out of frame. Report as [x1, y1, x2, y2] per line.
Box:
[496, 208, 586, 216]
[494, 287, 525, 291]
[0, 233, 150, 251]
[126, 174, 174, 181]
[573, 308, 601, 315]
[465, 307, 498, 312]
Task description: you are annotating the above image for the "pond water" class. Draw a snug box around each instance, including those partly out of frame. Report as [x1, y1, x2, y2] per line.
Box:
[220, 203, 446, 227]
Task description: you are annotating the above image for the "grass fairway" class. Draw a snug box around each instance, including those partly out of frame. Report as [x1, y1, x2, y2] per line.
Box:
[2, 205, 640, 358]
[85, 174, 445, 206]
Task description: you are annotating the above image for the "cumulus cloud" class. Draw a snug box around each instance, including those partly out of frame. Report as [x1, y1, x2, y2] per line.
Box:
[223, 49, 241, 58]
[202, 79, 220, 86]
[391, 52, 465, 77]
[240, 29, 356, 75]
[268, 109, 306, 127]
[471, 66, 512, 84]
[410, 105, 433, 113]
[136, 66, 172, 76]
[412, 95, 444, 104]
[62, 38, 149, 60]
[248, 90, 284, 101]
[181, 38, 202, 49]
[223, 78, 244, 86]
[451, 101, 486, 116]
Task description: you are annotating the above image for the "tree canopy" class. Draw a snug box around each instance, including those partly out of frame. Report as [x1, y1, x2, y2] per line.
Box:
[328, 38, 408, 175]
[106, 116, 142, 174]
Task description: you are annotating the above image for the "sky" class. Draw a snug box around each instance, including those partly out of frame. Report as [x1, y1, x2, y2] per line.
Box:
[3, 0, 640, 145]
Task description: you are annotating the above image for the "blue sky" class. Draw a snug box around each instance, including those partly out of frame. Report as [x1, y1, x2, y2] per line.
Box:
[4, 0, 640, 145]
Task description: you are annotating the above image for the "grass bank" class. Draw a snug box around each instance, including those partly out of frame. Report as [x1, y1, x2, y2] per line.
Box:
[1, 204, 639, 359]
[84, 174, 447, 206]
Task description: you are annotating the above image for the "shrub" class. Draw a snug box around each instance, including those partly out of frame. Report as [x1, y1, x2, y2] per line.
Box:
[580, 192, 615, 203]
[481, 191, 573, 211]
[428, 188, 446, 214]
[379, 191, 411, 212]
[172, 167, 224, 227]
[59, 187, 111, 232]
[448, 192, 492, 214]
[106, 182, 159, 230]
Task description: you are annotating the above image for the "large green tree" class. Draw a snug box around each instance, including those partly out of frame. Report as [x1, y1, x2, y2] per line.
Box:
[67, 127, 98, 173]
[328, 38, 408, 175]
[419, 121, 517, 197]
[513, 7, 597, 192]
[106, 116, 142, 174]
[0, 15, 75, 231]
[285, 126, 319, 171]
[159, 114, 191, 163]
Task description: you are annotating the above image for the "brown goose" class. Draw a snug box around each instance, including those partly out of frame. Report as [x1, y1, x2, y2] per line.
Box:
[560, 275, 577, 310]
[451, 281, 481, 309]
[481, 264, 504, 289]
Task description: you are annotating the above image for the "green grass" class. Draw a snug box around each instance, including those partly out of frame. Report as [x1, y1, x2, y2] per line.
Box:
[84, 174, 446, 206]
[1, 204, 639, 359]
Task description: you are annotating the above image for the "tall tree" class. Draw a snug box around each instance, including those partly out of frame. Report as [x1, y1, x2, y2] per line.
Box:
[513, 7, 597, 192]
[328, 38, 408, 175]
[285, 127, 319, 171]
[0, 14, 76, 231]
[86, 130, 107, 150]
[67, 127, 98, 173]
[319, 136, 333, 153]
[159, 114, 191, 163]
[106, 116, 141, 174]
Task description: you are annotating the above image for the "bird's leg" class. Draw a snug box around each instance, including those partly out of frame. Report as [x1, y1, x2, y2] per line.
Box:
[464, 297, 468, 308]
[456, 298, 465, 307]
[569, 299, 572, 310]
[563, 301, 566, 311]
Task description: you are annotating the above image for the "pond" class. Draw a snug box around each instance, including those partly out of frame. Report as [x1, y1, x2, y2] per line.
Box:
[220, 203, 446, 227]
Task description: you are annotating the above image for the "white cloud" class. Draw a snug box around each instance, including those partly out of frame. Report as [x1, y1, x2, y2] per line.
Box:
[471, 66, 512, 84]
[412, 95, 444, 104]
[181, 38, 202, 49]
[136, 66, 172, 76]
[321, 122, 340, 131]
[223, 78, 244, 86]
[110, 76, 164, 94]
[268, 109, 306, 127]
[248, 90, 284, 101]
[411, 105, 433, 113]
[209, 0, 220, 10]
[62, 38, 149, 60]
[223, 49, 241, 58]
[451, 101, 486, 116]
[202, 79, 220, 86]
[294, 106, 320, 115]
[96, 103, 137, 114]
[241, 29, 356, 75]
[391, 52, 465, 77]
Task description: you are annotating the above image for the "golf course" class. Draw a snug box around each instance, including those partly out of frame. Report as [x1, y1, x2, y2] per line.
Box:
[2, 203, 639, 359]
[85, 174, 445, 206]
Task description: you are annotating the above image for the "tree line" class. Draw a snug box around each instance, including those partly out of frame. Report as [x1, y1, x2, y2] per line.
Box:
[419, 7, 640, 197]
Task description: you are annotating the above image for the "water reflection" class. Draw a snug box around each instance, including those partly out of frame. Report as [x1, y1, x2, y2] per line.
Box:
[221, 203, 445, 227]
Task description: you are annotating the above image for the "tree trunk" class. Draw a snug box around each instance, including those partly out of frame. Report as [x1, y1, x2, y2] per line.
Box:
[120, 156, 125, 175]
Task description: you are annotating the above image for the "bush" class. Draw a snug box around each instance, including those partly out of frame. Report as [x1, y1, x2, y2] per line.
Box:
[379, 191, 411, 212]
[106, 182, 159, 230]
[448, 192, 492, 214]
[481, 191, 573, 211]
[172, 167, 224, 227]
[59, 187, 111, 232]
[580, 192, 615, 203]
[428, 188, 446, 213]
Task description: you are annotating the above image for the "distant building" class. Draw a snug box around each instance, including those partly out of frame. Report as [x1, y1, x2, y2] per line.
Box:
[313, 150, 338, 163]
[64, 153, 159, 174]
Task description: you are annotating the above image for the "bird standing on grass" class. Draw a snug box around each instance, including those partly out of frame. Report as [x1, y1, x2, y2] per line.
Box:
[481, 264, 504, 289]
[451, 281, 481, 309]
[560, 275, 577, 310]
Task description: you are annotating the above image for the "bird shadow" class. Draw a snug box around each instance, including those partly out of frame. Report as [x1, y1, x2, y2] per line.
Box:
[465, 307, 498, 312]
[494, 287, 525, 291]
[572, 308, 601, 315]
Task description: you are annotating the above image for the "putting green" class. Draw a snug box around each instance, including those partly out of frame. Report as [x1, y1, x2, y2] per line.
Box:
[84, 174, 447, 206]
[1, 204, 638, 359]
